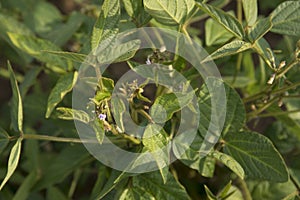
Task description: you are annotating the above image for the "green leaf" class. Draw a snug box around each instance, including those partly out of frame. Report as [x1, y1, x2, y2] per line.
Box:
[242, 0, 257, 26]
[204, 40, 251, 61]
[8, 62, 23, 133]
[196, 2, 245, 39]
[173, 130, 216, 178]
[199, 78, 245, 136]
[212, 151, 245, 179]
[90, 119, 105, 144]
[56, 107, 90, 123]
[271, 1, 300, 36]
[45, 71, 78, 118]
[248, 17, 273, 43]
[205, 18, 234, 46]
[43, 51, 87, 63]
[143, 124, 169, 183]
[131, 171, 191, 200]
[0, 138, 22, 191]
[91, 0, 120, 50]
[7, 33, 68, 73]
[12, 171, 38, 200]
[150, 91, 195, 123]
[224, 131, 289, 182]
[254, 38, 276, 69]
[144, 0, 195, 25]
[122, 0, 152, 26]
[96, 39, 140, 64]
[204, 185, 217, 200]
[111, 96, 126, 132]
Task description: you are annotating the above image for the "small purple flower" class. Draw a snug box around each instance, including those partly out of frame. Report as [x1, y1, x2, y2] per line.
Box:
[98, 113, 106, 121]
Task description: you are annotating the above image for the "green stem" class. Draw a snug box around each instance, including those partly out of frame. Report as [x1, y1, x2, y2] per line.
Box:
[290, 174, 300, 193]
[255, 109, 300, 118]
[247, 97, 279, 119]
[235, 177, 252, 200]
[237, 0, 243, 22]
[22, 134, 94, 143]
[232, 53, 243, 85]
[276, 60, 299, 79]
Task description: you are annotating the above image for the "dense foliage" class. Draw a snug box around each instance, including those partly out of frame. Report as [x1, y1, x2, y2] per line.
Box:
[0, 0, 300, 199]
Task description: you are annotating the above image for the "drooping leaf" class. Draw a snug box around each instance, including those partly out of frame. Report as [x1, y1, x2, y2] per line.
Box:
[122, 0, 152, 26]
[131, 171, 191, 200]
[224, 131, 289, 182]
[204, 40, 251, 61]
[45, 71, 78, 118]
[205, 18, 234, 46]
[143, 124, 169, 183]
[248, 17, 273, 43]
[242, 0, 257, 26]
[8, 62, 23, 133]
[212, 151, 245, 179]
[144, 0, 195, 25]
[7, 33, 68, 73]
[0, 138, 22, 191]
[271, 1, 300, 36]
[0, 127, 9, 154]
[56, 107, 90, 123]
[91, 0, 120, 50]
[150, 91, 195, 123]
[196, 2, 245, 39]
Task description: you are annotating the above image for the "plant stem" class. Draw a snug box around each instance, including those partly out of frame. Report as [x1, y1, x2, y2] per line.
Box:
[247, 96, 279, 119]
[235, 177, 252, 200]
[276, 60, 299, 79]
[256, 109, 300, 118]
[290, 174, 300, 193]
[237, 0, 243, 22]
[232, 53, 243, 85]
[22, 134, 95, 143]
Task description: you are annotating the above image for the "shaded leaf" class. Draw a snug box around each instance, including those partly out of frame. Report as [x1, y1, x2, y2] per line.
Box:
[8, 62, 23, 133]
[46, 71, 78, 118]
[0, 138, 22, 191]
[0, 127, 9, 154]
[13, 171, 38, 200]
[224, 131, 289, 182]
[90, 119, 105, 144]
[19, 67, 42, 98]
[43, 51, 87, 63]
[144, 0, 195, 25]
[46, 186, 68, 200]
[196, 2, 245, 39]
